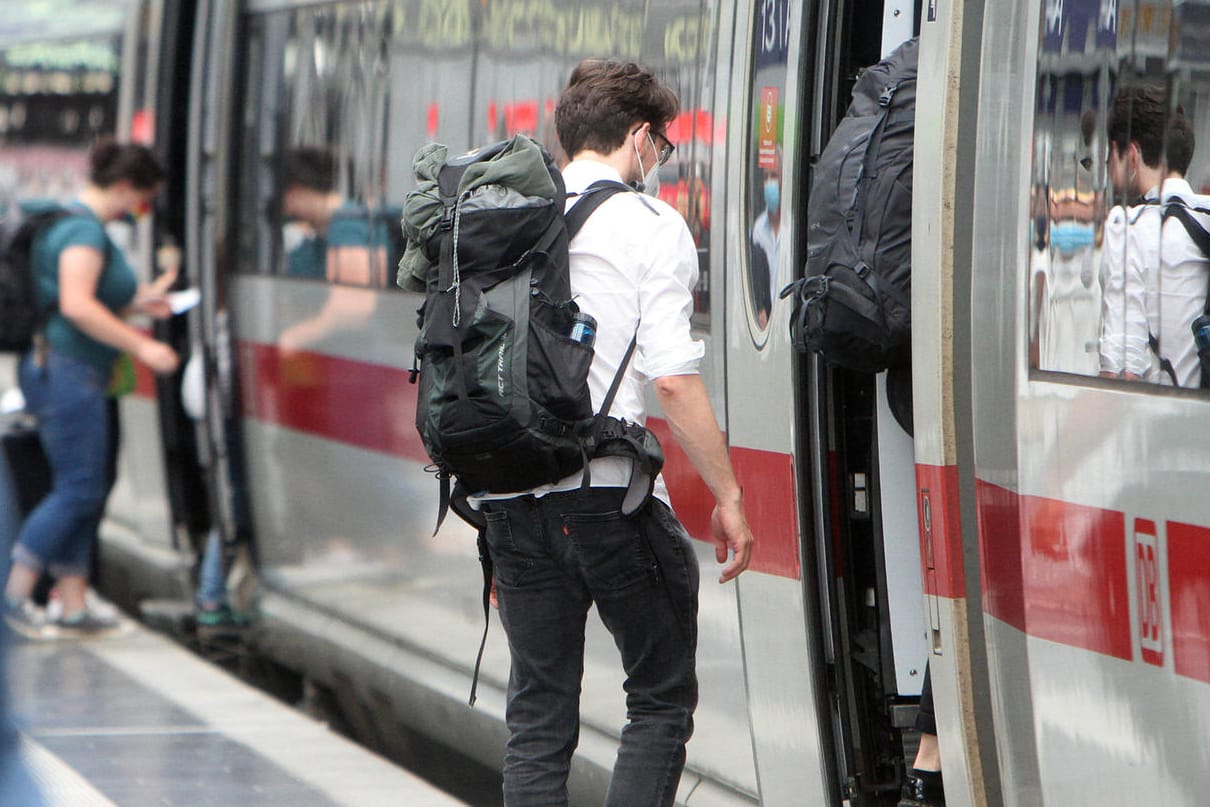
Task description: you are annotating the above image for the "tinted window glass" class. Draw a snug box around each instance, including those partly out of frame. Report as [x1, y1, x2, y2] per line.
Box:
[1030, 0, 1210, 391]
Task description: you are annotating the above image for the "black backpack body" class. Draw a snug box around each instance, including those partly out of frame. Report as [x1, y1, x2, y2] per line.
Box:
[0, 205, 72, 353]
[409, 136, 627, 498]
[784, 37, 918, 373]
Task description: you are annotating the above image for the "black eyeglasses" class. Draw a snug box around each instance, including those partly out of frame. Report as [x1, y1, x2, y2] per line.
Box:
[638, 127, 677, 166]
[652, 131, 676, 166]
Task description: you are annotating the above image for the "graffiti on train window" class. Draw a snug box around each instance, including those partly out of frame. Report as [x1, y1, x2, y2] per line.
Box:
[235, 1, 718, 326]
[1030, 0, 1210, 390]
[744, 0, 790, 338]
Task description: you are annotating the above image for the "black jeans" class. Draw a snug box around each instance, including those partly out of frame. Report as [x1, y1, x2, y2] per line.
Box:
[481, 488, 700, 807]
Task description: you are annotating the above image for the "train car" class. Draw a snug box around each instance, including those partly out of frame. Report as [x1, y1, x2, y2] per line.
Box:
[4, 0, 1208, 805]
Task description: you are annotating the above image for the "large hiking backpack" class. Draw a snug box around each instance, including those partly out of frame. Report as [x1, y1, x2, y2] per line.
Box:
[782, 37, 918, 373]
[0, 204, 72, 353]
[403, 135, 634, 512]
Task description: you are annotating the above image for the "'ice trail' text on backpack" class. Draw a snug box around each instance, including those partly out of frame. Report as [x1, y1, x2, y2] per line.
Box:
[781, 36, 918, 373]
[399, 135, 639, 524]
[0, 203, 73, 353]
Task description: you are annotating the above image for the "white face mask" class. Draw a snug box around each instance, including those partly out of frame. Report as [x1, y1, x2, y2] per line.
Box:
[632, 132, 661, 197]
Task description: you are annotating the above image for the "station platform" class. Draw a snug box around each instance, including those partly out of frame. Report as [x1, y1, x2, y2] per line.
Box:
[6, 618, 469, 807]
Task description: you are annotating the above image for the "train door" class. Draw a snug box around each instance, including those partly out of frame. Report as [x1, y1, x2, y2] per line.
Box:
[183, 0, 244, 574]
[719, 2, 838, 805]
[101, 0, 208, 602]
[792, 1, 934, 804]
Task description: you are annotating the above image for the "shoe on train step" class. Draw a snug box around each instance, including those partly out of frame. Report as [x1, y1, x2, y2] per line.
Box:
[898, 768, 945, 807]
[53, 608, 126, 638]
[195, 604, 250, 629]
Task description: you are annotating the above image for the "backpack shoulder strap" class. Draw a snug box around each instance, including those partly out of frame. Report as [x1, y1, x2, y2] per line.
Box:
[1163, 201, 1210, 316]
[564, 180, 633, 239]
[1164, 201, 1210, 263]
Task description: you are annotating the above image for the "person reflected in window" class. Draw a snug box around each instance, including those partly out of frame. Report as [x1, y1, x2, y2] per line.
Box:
[1148, 109, 1207, 387]
[1098, 86, 1208, 386]
[277, 146, 380, 355]
[750, 150, 782, 328]
[279, 145, 384, 285]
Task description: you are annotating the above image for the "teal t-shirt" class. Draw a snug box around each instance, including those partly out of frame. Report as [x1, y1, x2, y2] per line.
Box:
[285, 236, 327, 279]
[284, 203, 391, 280]
[31, 201, 136, 371]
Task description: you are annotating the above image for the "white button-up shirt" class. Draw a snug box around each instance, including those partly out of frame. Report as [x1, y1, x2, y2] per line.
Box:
[535, 158, 704, 502]
[1153, 178, 1210, 387]
[1099, 180, 1210, 386]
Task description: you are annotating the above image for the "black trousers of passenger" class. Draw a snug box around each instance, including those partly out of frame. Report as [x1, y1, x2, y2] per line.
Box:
[914, 663, 936, 735]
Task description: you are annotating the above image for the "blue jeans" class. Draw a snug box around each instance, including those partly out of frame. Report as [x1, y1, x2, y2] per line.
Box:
[13, 351, 113, 578]
[481, 488, 700, 807]
[196, 528, 226, 608]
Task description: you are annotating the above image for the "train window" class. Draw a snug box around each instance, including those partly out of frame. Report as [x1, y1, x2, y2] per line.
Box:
[237, 5, 397, 289]
[744, 0, 791, 339]
[234, 0, 719, 334]
[1030, 0, 1210, 391]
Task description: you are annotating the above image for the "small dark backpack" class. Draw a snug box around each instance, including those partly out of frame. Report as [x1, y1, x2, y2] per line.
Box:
[0, 204, 71, 353]
[782, 36, 918, 373]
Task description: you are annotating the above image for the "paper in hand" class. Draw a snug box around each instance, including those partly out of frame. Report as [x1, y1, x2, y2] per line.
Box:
[167, 287, 201, 314]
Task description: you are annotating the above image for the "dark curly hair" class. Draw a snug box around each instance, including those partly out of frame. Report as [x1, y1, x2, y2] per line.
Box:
[1107, 85, 1167, 168]
[89, 139, 165, 190]
[281, 146, 338, 193]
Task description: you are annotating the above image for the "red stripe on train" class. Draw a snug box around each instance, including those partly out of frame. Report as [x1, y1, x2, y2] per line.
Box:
[239, 343, 423, 461]
[237, 343, 801, 579]
[977, 479, 1132, 662]
[1169, 521, 1210, 684]
[921, 466, 1132, 659]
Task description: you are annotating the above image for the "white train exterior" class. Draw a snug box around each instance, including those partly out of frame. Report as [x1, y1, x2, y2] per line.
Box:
[2, 1, 1208, 805]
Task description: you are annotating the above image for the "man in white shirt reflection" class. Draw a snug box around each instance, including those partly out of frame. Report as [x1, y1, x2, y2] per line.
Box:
[1098, 86, 1209, 386]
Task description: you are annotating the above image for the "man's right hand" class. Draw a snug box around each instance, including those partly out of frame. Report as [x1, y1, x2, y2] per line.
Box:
[711, 500, 754, 583]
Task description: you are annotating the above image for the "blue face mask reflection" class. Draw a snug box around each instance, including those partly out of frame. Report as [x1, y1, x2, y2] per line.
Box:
[1049, 221, 1094, 255]
[763, 179, 780, 216]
